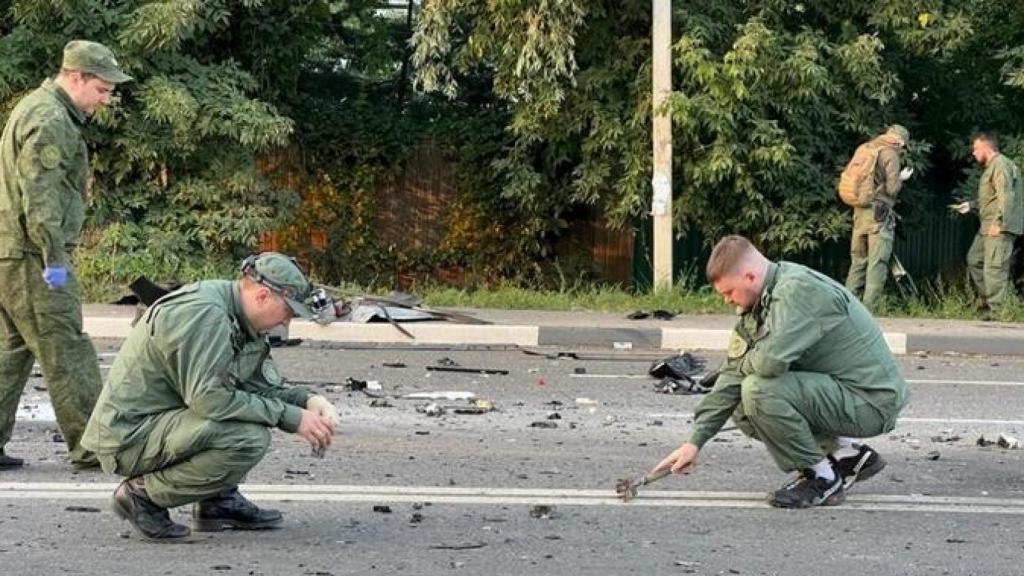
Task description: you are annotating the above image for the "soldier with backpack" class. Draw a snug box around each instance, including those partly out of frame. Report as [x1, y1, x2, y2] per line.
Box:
[840, 125, 914, 311]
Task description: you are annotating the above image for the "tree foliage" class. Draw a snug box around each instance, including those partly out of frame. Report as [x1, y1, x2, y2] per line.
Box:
[0, 0, 322, 285]
[411, 0, 1024, 258]
[7, 0, 1024, 291]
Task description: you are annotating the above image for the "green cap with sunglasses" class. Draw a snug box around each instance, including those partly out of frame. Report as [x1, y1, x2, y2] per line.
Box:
[243, 252, 315, 319]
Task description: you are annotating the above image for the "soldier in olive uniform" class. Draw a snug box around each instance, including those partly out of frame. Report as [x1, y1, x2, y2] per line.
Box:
[845, 125, 914, 311]
[953, 133, 1023, 312]
[0, 41, 131, 469]
[83, 253, 340, 540]
[652, 236, 909, 508]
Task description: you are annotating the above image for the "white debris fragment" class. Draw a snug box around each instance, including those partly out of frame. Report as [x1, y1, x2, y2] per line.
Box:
[403, 391, 477, 401]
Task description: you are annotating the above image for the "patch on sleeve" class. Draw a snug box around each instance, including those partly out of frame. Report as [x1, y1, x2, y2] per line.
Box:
[261, 360, 284, 385]
[727, 331, 749, 359]
[39, 144, 61, 169]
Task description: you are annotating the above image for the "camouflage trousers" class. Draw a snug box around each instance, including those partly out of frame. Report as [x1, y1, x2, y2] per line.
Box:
[967, 232, 1018, 309]
[0, 256, 101, 464]
[723, 371, 906, 472]
[97, 409, 270, 508]
[846, 207, 894, 311]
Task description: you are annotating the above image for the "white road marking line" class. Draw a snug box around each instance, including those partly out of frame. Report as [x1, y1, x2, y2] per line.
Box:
[1, 483, 1022, 515]
[14, 397, 1023, 427]
[569, 374, 650, 379]
[644, 413, 1024, 426]
[907, 379, 1024, 387]
[573, 374, 1024, 387]
[899, 417, 1024, 426]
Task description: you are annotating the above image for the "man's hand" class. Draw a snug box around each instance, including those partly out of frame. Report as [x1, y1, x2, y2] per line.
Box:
[950, 201, 971, 215]
[987, 223, 1002, 237]
[42, 266, 68, 289]
[296, 409, 335, 451]
[306, 395, 341, 428]
[651, 442, 700, 475]
[899, 167, 914, 181]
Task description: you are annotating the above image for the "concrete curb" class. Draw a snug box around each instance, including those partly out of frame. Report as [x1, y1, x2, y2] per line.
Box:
[83, 317, 923, 355]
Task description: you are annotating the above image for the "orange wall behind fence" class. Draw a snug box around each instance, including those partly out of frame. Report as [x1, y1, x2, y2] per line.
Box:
[259, 142, 634, 286]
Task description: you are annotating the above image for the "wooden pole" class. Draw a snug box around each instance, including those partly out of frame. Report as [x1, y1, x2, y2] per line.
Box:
[651, 0, 673, 289]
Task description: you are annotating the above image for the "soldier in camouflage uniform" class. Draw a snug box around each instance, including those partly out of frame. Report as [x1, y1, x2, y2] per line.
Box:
[0, 41, 131, 469]
[652, 236, 909, 508]
[845, 125, 914, 311]
[83, 253, 340, 540]
[954, 133, 1024, 312]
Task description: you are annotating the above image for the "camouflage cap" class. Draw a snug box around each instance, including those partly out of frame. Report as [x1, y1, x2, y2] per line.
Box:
[243, 252, 315, 320]
[62, 40, 132, 84]
[886, 124, 910, 144]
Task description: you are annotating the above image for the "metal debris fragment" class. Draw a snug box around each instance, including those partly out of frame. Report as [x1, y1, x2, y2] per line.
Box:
[417, 403, 445, 417]
[426, 366, 509, 375]
[648, 353, 705, 379]
[653, 377, 709, 395]
[997, 433, 1021, 449]
[528, 505, 554, 519]
[616, 469, 671, 502]
[429, 541, 487, 550]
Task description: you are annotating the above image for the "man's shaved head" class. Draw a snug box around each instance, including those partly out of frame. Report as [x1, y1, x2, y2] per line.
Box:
[706, 235, 770, 312]
[706, 235, 756, 283]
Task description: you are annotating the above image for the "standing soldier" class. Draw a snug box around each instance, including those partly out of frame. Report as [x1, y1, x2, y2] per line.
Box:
[842, 125, 914, 311]
[0, 41, 131, 469]
[953, 133, 1024, 312]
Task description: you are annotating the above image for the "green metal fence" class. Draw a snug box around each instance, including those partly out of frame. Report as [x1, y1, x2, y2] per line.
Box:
[633, 209, 978, 290]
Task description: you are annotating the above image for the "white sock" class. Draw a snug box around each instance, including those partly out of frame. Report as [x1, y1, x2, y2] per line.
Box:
[831, 437, 859, 459]
[811, 459, 836, 482]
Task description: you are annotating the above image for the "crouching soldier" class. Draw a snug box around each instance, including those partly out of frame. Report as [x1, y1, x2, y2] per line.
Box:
[83, 253, 341, 539]
[651, 235, 909, 508]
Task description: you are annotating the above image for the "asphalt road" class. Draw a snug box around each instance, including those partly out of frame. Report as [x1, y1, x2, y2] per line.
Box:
[2, 340, 1023, 575]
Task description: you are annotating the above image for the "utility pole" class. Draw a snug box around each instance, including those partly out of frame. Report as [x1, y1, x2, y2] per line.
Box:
[651, 0, 673, 289]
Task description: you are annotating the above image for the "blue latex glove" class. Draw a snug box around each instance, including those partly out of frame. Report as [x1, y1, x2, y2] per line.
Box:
[42, 266, 68, 289]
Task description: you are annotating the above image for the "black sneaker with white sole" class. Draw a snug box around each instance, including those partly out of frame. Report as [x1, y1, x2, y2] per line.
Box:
[778, 470, 808, 491]
[769, 468, 845, 508]
[830, 444, 886, 489]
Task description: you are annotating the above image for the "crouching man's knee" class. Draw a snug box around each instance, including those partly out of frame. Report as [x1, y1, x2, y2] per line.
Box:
[207, 421, 271, 471]
[739, 374, 794, 419]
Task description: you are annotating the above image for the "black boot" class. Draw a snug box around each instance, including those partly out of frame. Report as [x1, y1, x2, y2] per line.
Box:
[0, 451, 24, 470]
[192, 488, 283, 532]
[111, 478, 191, 541]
